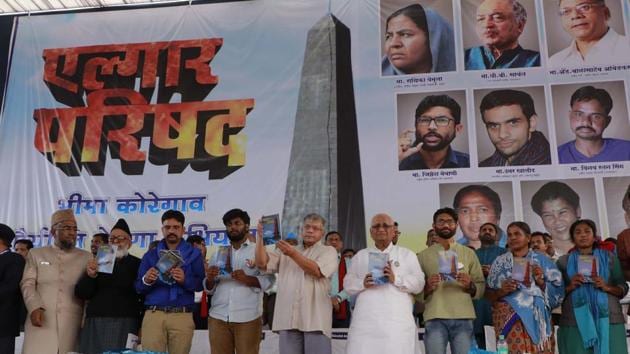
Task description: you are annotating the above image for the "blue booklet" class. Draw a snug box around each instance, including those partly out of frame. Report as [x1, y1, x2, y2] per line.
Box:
[368, 252, 389, 285]
[578, 255, 596, 283]
[212, 246, 232, 276]
[438, 250, 458, 282]
[261, 214, 280, 245]
[156, 250, 183, 285]
[96, 244, 117, 274]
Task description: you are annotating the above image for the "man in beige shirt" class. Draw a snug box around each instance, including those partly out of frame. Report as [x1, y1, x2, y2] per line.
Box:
[20, 209, 92, 354]
[255, 213, 338, 354]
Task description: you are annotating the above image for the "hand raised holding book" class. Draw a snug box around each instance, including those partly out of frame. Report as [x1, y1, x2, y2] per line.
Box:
[277, 240, 297, 257]
[86, 258, 98, 278]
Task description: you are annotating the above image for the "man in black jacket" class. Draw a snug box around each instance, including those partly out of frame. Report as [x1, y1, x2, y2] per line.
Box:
[75, 219, 143, 354]
[0, 223, 25, 354]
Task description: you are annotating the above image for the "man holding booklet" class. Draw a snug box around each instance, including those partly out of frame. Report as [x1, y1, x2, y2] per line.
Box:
[343, 213, 424, 354]
[204, 209, 274, 354]
[75, 218, 143, 354]
[255, 213, 337, 354]
[417, 207, 484, 354]
[135, 209, 205, 354]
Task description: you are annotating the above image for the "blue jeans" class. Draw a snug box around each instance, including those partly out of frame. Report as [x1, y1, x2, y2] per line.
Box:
[424, 319, 473, 354]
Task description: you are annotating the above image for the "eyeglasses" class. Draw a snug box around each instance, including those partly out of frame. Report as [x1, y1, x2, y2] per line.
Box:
[417, 116, 454, 127]
[434, 220, 456, 226]
[370, 223, 393, 230]
[569, 110, 608, 123]
[558, 2, 604, 17]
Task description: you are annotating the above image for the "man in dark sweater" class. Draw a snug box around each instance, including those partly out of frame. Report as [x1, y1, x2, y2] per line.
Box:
[75, 218, 143, 354]
[0, 224, 25, 354]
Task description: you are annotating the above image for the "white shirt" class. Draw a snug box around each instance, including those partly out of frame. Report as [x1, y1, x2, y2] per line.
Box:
[548, 28, 630, 67]
[343, 243, 425, 354]
[205, 240, 274, 323]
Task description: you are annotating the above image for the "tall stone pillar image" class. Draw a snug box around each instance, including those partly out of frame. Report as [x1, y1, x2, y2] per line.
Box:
[281, 14, 366, 250]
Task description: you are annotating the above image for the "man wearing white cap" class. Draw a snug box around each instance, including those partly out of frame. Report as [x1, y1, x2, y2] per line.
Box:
[20, 209, 91, 354]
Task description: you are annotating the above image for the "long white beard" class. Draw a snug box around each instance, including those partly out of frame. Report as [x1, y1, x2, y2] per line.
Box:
[115, 246, 129, 259]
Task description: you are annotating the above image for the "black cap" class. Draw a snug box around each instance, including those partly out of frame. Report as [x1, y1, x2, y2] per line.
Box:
[0, 223, 16, 246]
[111, 218, 131, 236]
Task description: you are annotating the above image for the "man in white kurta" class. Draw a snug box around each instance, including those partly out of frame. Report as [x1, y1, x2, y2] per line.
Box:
[344, 213, 425, 354]
[20, 209, 92, 354]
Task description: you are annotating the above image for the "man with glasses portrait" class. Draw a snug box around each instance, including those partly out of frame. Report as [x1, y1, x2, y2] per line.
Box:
[558, 85, 630, 163]
[399, 94, 470, 170]
[549, 0, 630, 67]
[20, 209, 92, 354]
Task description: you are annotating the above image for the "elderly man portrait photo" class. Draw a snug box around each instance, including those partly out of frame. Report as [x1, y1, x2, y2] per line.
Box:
[464, 0, 540, 70]
[398, 93, 470, 170]
[547, 0, 630, 67]
[477, 88, 551, 167]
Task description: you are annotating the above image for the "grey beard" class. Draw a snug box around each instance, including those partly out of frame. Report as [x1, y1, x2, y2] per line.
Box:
[57, 239, 75, 250]
[116, 247, 129, 259]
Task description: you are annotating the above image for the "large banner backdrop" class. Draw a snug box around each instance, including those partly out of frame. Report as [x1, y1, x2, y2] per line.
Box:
[1, 0, 629, 255]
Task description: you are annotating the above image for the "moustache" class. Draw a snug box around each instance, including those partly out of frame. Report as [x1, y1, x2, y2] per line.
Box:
[422, 132, 443, 140]
[576, 126, 595, 132]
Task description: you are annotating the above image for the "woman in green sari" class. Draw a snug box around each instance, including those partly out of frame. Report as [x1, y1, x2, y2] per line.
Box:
[557, 219, 629, 354]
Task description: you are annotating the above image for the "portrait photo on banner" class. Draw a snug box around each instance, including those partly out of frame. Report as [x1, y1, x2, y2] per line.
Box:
[521, 178, 599, 255]
[396, 90, 470, 171]
[439, 181, 515, 248]
[380, 0, 457, 76]
[460, 0, 542, 71]
[473, 85, 552, 167]
[603, 175, 630, 238]
[543, 0, 630, 67]
[550, 80, 630, 164]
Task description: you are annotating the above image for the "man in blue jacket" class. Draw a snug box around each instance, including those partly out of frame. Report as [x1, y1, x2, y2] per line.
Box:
[135, 209, 205, 354]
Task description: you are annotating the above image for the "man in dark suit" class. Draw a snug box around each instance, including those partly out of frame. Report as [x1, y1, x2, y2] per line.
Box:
[0, 223, 25, 354]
